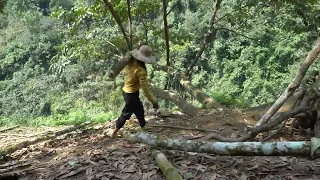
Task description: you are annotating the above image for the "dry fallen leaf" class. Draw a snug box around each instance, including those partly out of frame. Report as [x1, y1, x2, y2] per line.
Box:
[57, 166, 88, 179]
[189, 164, 207, 172]
[142, 170, 157, 180]
[114, 174, 131, 180]
[239, 174, 248, 180]
[86, 167, 92, 175]
[211, 173, 217, 180]
[101, 177, 110, 180]
[246, 165, 258, 171]
[123, 163, 136, 173]
[118, 163, 126, 170]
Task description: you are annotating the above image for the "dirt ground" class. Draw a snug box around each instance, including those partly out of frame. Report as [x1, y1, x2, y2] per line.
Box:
[0, 108, 320, 180]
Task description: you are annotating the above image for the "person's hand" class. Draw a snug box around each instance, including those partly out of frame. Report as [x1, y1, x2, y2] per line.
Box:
[152, 102, 159, 109]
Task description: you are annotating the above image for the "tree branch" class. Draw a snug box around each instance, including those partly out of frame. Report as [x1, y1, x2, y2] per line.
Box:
[187, 0, 222, 75]
[166, 0, 181, 16]
[255, 37, 320, 127]
[205, 93, 316, 142]
[103, 0, 130, 50]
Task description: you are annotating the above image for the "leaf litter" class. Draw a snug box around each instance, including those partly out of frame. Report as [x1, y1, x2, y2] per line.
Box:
[0, 111, 320, 179]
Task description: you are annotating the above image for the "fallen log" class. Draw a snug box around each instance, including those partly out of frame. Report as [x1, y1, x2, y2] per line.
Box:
[151, 87, 199, 117]
[0, 122, 91, 158]
[153, 64, 221, 109]
[255, 37, 320, 127]
[0, 125, 20, 133]
[151, 149, 183, 180]
[121, 130, 320, 158]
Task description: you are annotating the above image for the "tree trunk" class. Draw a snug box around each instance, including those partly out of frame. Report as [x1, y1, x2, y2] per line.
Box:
[103, 0, 131, 50]
[151, 87, 198, 117]
[187, 0, 222, 74]
[255, 37, 320, 127]
[153, 64, 221, 109]
[121, 130, 315, 156]
[162, 0, 170, 66]
[127, 0, 133, 50]
[0, 0, 5, 13]
[0, 122, 91, 157]
[315, 111, 320, 138]
[151, 149, 183, 180]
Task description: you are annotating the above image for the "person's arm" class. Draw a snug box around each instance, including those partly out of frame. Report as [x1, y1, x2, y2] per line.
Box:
[135, 67, 157, 104]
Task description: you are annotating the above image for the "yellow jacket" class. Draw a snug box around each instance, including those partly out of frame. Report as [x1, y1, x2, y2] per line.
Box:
[122, 60, 156, 104]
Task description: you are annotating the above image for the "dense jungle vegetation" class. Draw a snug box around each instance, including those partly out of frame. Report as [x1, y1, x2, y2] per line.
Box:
[0, 0, 319, 126]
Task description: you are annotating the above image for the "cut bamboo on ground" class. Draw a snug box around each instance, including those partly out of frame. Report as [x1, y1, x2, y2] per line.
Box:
[120, 130, 320, 158]
[0, 122, 91, 158]
[153, 64, 221, 109]
[151, 149, 183, 180]
[151, 87, 199, 117]
[0, 125, 20, 133]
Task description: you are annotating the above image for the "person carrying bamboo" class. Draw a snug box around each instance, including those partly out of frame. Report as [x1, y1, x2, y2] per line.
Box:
[111, 44, 159, 138]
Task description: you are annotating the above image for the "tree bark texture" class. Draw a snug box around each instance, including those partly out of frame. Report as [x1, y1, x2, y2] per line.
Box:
[151, 149, 183, 180]
[151, 87, 198, 117]
[121, 130, 316, 157]
[255, 37, 320, 127]
[153, 64, 221, 109]
[187, 0, 222, 74]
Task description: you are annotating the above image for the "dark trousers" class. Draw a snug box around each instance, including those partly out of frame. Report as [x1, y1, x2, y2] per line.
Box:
[116, 91, 146, 129]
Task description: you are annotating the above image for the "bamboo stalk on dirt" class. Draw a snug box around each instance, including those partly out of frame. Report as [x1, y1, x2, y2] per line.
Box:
[120, 130, 320, 157]
[0, 122, 91, 158]
[151, 87, 199, 117]
[153, 64, 221, 109]
[151, 149, 183, 180]
[255, 37, 320, 127]
[0, 125, 20, 133]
